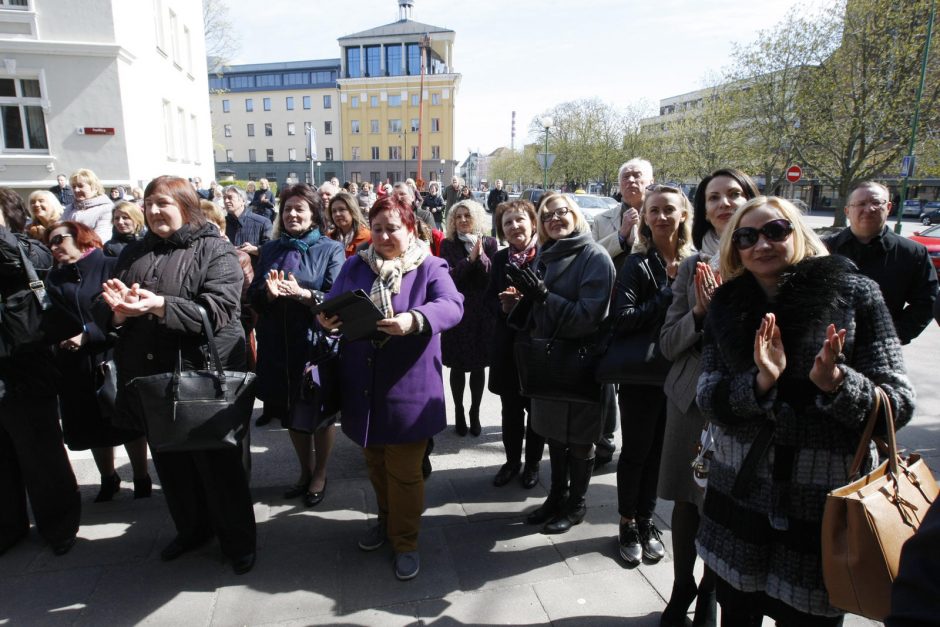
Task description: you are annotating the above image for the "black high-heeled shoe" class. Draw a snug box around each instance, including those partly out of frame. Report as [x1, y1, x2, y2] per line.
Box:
[133, 475, 152, 499]
[468, 408, 481, 437]
[94, 472, 121, 503]
[304, 478, 328, 507]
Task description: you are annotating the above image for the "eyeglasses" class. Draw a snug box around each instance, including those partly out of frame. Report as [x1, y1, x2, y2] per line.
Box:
[540, 206, 571, 222]
[48, 233, 73, 247]
[848, 199, 888, 210]
[731, 219, 793, 250]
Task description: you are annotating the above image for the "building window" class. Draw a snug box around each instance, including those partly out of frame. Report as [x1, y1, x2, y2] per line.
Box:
[431, 145, 440, 159]
[351, 96, 359, 109]
[0, 79, 53, 151]
[346, 47, 361, 78]
[324, 121, 332, 135]
[183, 27, 192, 73]
[387, 45, 403, 77]
[263, 97, 271, 111]
[288, 148, 297, 161]
[351, 120, 360, 134]
[431, 118, 440, 132]
[365, 45, 381, 77]
[229, 76, 252, 89]
[177, 107, 188, 162]
[389, 146, 401, 160]
[350, 172, 362, 183]
[153, 0, 165, 51]
[431, 93, 440, 105]
[162, 100, 173, 158]
[410, 94, 419, 106]
[245, 98, 253, 112]
[370, 95, 379, 108]
[411, 145, 418, 160]
[410, 118, 419, 132]
[304, 121, 312, 133]
[325, 147, 333, 160]
[407, 43, 421, 75]
[264, 123, 272, 136]
[248, 148, 256, 162]
[303, 95, 311, 109]
[226, 149, 233, 162]
[323, 95, 332, 109]
[286, 96, 294, 110]
[222, 99, 230, 113]
[351, 146, 361, 160]
[284, 72, 307, 86]
[223, 124, 231, 137]
[247, 123, 254, 136]
[266, 148, 274, 162]
[2, 0, 30, 9]
[370, 119, 379, 134]
[371, 146, 379, 160]
[287, 122, 296, 136]
[388, 119, 402, 133]
[168, 10, 180, 66]
[370, 171, 380, 183]
[388, 94, 401, 107]
[257, 74, 280, 87]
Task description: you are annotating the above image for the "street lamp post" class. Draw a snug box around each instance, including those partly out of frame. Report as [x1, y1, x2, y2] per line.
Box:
[440, 158, 445, 182]
[315, 161, 322, 185]
[541, 116, 553, 190]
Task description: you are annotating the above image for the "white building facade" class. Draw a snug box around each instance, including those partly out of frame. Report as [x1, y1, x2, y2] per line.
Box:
[0, 0, 213, 191]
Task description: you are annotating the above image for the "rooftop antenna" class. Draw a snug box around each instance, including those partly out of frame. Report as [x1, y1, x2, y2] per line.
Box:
[398, 0, 414, 20]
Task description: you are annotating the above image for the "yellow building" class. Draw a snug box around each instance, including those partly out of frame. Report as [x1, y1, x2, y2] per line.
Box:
[336, 0, 459, 186]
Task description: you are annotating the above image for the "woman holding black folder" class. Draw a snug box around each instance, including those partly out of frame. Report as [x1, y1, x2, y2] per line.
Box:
[317, 195, 463, 582]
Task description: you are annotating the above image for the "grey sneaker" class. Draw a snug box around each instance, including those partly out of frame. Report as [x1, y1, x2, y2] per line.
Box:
[638, 519, 665, 562]
[618, 521, 641, 566]
[394, 550, 420, 581]
[357, 521, 386, 552]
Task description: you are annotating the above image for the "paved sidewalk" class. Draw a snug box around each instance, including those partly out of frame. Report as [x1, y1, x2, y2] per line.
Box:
[7, 320, 935, 627]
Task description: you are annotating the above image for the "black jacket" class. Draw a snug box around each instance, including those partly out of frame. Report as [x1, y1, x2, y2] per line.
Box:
[487, 188, 508, 213]
[103, 230, 143, 258]
[824, 226, 938, 344]
[611, 248, 673, 336]
[111, 225, 246, 428]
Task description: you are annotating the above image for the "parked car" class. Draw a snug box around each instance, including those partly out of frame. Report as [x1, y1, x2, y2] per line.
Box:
[909, 224, 940, 276]
[902, 199, 925, 217]
[519, 188, 548, 209]
[920, 201, 940, 225]
[565, 193, 611, 226]
[787, 198, 810, 213]
[600, 196, 620, 210]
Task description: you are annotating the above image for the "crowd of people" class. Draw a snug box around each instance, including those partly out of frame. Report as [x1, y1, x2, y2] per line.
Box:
[0, 161, 936, 624]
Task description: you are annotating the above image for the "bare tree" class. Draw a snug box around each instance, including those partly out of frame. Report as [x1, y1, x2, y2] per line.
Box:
[203, 0, 239, 69]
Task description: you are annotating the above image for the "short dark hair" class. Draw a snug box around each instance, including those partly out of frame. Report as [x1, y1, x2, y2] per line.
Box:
[144, 175, 207, 230]
[494, 199, 537, 241]
[369, 196, 416, 232]
[691, 168, 760, 249]
[278, 184, 322, 231]
[0, 187, 29, 233]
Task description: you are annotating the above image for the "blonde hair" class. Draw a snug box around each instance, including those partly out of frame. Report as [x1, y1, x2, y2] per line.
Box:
[445, 199, 487, 239]
[69, 168, 105, 198]
[535, 192, 589, 245]
[27, 190, 64, 225]
[202, 199, 226, 233]
[719, 196, 829, 281]
[634, 186, 693, 261]
[112, 200, 146, 234]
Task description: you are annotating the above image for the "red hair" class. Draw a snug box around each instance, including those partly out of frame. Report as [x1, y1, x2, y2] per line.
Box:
[47, 220, 102, 251]
[368, 196, 416, 233]
[143, 175, 206, 229]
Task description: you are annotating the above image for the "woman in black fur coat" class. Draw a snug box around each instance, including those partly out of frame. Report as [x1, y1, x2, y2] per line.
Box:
[696, 197, 914, 626]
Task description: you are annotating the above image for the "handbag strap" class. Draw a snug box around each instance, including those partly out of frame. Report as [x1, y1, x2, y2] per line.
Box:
[848, 386, 898, 480]
[194, 304, 227, 384]
[15, 236, 52, 310]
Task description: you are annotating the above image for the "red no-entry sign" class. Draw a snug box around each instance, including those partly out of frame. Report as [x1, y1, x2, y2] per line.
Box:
[786, 165, 803, 183]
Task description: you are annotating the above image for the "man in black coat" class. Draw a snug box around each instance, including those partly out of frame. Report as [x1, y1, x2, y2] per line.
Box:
[487, 179, 509, 239]
[824, 181, 938, 344]
[49, 174, 74, 206]
[222, 185, 272, 263]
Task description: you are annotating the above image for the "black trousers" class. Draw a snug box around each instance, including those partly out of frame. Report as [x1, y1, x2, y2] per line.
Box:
[499, 389, 545, 465]
[0, 396, 81, 547]
[616, 384, 667, 520]
[151, 442, 256, 559]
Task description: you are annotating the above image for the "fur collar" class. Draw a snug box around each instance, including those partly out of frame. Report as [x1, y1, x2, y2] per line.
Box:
[706, 255, 858, 371]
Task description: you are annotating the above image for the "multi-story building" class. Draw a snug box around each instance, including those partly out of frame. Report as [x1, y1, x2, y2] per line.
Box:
[0, 0, 212, 192]
[208, 59, 342, 185]
[209, 0, 460, 188]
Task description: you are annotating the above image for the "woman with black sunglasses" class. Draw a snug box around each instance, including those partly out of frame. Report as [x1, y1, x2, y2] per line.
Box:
[696, 197, 914, 626]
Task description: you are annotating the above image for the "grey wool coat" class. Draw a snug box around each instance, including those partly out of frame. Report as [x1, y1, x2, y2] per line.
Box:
[695, 254, 915, 617]
[513, 231, 616, 445]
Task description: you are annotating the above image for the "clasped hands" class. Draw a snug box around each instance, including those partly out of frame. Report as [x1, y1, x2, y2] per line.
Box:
[505, 264, 548, 304]
[101, 278, 166, 325]
[265, 269, 317, 303]
[753, 313, 846, 397]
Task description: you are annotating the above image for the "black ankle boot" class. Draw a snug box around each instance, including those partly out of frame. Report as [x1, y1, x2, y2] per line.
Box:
[543, 455, 594, 534]
[526, 444, 568, 525]
[660, 579, 698, 627]
[94, 472, 121, 503]
[468, 408, 481, 437]
[133, 475, 152, 499]
[692, 568, 717, 627]
[454, 406, 468, 436]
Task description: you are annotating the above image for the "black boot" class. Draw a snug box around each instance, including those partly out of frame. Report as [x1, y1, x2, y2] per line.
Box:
[94, 472, 121, 503]
[660, 579, 698, 627]
[692, 567, 717, 627]
[526, 444, 568, 525]
[468, 408, 481, 437]
[454, 406, 468, 436]
[543, 455, 594, 534]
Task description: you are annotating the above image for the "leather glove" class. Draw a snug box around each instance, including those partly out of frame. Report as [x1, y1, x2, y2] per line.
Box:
[505, 264, 549, 304]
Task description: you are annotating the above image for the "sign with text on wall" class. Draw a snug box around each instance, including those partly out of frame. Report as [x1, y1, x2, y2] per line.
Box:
[76, 127, 115, 136]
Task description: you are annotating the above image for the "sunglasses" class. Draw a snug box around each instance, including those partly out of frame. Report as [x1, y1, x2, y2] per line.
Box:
[48, 233, 73, 247]
[540, 206, 571, 222]
[731, 219, 793, 250]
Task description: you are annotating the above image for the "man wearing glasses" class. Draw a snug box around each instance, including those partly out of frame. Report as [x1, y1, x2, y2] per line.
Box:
[824, 181, 937, 344]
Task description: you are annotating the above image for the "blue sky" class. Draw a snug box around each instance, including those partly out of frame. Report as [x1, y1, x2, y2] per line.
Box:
[225, 0, 811, 157]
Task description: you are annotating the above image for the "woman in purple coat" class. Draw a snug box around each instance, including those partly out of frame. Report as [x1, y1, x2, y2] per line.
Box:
[317, 196, 463, 582]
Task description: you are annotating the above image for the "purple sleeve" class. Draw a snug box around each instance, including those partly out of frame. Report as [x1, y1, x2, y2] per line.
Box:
[412, 257, 464, 335]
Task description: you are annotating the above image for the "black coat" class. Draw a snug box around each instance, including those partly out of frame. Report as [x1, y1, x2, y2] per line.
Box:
[487, 188, 508, 213]
[111, 225, 246, 430]
[611, 248, 673, 337]
[103, 231, 143, 258]
[485, 245, 534, 395]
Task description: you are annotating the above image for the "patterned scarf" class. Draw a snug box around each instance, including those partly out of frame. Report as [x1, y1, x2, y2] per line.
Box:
[270, 228, 321, 274]
[508, 234, 538, 269]
[358, 238, 430, 317]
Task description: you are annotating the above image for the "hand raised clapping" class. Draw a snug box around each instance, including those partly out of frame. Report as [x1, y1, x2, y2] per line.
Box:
[692, 262, 722, 318]
[810, 323, 847, 393]
[101, 278, 165, 324]
[753, 313, 786, 397]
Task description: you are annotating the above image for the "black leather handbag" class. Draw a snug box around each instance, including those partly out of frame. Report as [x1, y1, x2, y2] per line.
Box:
[282, 328, 340, 434]
[128, 306, 256, 453]
[0, 236, 52, 359]
[595, 327, 671, 386]
[514, 326, 603, 405]
[95, 358, 118, 419]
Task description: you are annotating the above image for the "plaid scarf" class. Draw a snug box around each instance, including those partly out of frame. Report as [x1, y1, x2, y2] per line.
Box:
[358, 238, 429, 317]
[508, 235, 538, 269]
